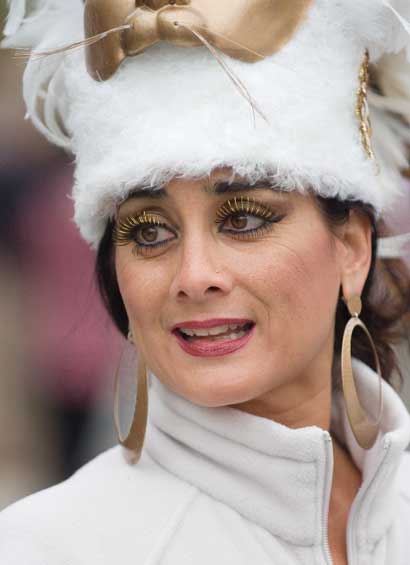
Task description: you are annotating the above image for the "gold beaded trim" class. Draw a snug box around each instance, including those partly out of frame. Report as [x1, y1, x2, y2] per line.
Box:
[356, 49, 374, 160]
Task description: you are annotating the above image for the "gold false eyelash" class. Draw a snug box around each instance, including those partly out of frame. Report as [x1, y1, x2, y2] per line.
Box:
[216, 196, 274, 224]
[113, 211, 162, 246]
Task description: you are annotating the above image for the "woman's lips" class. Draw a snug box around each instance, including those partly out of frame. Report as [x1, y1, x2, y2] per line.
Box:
[172, 318, 253, 331]
[172, 319, 255, 357]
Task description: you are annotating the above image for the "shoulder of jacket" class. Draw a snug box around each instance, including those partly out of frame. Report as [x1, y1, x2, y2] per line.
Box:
[397, 450, 410, 489]
[0, 446, 199, 564]
[396, 449, 410, 513]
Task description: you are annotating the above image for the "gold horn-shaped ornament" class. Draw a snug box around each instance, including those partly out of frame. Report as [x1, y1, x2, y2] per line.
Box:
[83, 0, 313, 81]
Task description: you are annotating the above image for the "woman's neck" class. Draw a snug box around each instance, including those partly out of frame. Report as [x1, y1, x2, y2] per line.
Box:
[327, 437, 362, 564]
[234, 362, 334, 432]
[233, 349, 335, 431]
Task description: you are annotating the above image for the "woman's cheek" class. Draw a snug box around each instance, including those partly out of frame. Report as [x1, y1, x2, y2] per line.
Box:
[256, 233, 338, 326]
[115, 251, 139, 312]
[274, 238, 340, 350]
[116, 252, 172, 335]
[115, 251, 151, 327]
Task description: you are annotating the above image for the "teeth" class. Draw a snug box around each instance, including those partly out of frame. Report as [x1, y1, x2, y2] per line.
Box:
[194, 328, 214, 337]
[208, 325, 229, 336]
[204, 330, 247, 342]
[179, 323, 249, 338]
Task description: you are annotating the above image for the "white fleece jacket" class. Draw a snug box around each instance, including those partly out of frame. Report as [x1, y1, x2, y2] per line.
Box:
[0, 358, 410, 564]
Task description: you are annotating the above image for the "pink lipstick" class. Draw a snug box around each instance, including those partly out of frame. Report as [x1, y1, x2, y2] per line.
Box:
[172, 318, 255, 357]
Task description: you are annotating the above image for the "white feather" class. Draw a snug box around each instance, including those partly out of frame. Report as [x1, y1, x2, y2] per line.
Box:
[383, 0, 410, 59]
[369, 49, 410, 232]
[377, 233, 410, 258]
[2, 0, 82, 149]
[2, 1, 74, 49]
[3, 0, 26, 37]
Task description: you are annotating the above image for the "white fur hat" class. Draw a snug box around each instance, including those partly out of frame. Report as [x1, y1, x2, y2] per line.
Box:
[2, 0, 410, 251]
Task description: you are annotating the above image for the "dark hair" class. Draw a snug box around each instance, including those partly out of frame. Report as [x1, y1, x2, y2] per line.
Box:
[96, 194, 410, 387]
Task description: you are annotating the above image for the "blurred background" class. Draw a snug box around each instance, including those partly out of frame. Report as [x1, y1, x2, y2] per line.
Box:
[0, 2, 123, 510]
[0, 1, 409, 512]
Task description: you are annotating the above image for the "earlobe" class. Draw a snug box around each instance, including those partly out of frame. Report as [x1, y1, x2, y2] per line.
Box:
[340, 210, 373, 299]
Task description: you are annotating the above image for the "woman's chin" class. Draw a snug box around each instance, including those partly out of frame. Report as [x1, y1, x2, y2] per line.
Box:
[161, 361, 272, 408]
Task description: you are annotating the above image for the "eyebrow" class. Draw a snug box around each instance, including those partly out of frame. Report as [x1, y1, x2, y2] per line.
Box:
[124, 179, 278, 200]
[209, 180, 277, 194]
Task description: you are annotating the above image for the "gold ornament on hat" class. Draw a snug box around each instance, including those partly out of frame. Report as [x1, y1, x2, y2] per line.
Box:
[83, 0, 313, 81]
[356, 49, 375, 160]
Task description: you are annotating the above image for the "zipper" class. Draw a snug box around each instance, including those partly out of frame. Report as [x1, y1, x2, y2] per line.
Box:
[322, 432, 334, 565]
[345, 438, 391, 565]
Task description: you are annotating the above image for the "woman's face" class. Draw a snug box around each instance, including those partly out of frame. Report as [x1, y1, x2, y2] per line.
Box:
[114, 168, 348, 409]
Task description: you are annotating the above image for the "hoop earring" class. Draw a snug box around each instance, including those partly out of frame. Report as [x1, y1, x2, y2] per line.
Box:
[127, 329, 134, 343]
[114, 330, 149, 464]
[341, 295, 383, 449]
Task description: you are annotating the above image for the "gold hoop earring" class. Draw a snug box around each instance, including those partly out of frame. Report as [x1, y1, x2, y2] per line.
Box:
[114, 331, 148, 464]
[341, 295, 383, 449]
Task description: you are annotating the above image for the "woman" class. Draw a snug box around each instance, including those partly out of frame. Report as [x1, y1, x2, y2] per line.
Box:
[1, 0, 410, 563]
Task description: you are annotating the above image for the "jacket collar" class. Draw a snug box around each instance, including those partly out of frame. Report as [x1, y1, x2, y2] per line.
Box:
[145, 358, 410, 546]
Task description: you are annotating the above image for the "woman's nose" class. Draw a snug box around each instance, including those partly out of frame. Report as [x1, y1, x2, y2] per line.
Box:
[169, 235, 233, 303]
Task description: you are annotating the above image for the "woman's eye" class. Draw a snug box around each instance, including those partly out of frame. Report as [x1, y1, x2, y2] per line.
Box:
[223, 213, 267, 232]
[114, 212, 177, 255]
[134, 224, 175, 246]
[215, 197, 284, 238]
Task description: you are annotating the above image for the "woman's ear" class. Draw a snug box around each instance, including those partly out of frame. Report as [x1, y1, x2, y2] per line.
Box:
[339, 210, 373, 300]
